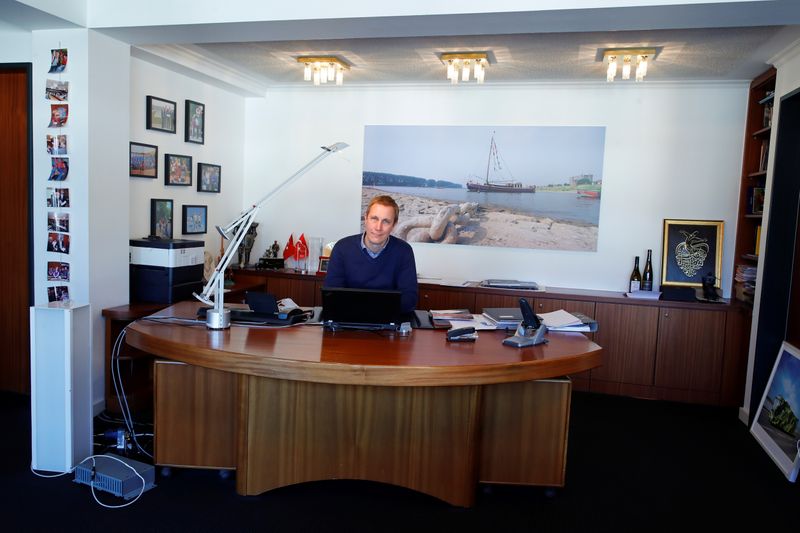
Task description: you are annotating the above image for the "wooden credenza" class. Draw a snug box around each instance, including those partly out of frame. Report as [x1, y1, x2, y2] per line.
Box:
[234, 267, 751, 406]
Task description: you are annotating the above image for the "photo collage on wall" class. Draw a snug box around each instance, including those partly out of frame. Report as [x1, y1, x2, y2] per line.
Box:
[46, 47, 70, 302]
[133, 95, 216, 241]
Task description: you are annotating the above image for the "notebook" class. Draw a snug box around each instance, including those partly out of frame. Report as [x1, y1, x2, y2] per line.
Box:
[320, 287, 405, 330]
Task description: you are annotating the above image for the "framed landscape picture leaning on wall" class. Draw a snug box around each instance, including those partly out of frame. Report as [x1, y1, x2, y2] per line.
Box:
[146, 95, 176, 133]
[129, 142, 158, 178]
[751, 341, 800, 482]
[182, 205, 207, 235]
[185, 100, 205, 144]
[150, 199, 173, 239]
[661, 219, 723, 288]
[165, 154, 192, 186]
[197, 163, 221, 193]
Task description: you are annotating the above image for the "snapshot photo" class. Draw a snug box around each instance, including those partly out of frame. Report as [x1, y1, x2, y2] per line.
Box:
[49, 104, 68, 127]
[48, 157, 69, 181]
[362, 125, 606, 251]
[197, 163, 221, 193]
[45, 79, 69, 101]
[46, 187, 70, 208]
[47, 261, 70, 282]
[49, 48, 67, 73]
[46, 232, 70, 254]
[129, 142, 158, 178]
[47, 285, 70, 303]
[46, 134, 68, 155]
[182, 204, 207, 234]
[47, 211, 69, 233]
[146, 95, 176, 133]
[165, 154, 192, 186]
[150, 198, 174, 239]
[751, 341, 800, 482]
[185, 100, 205, 144]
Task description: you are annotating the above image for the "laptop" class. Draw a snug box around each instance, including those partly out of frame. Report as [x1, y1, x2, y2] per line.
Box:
[319, 287, 405, 330]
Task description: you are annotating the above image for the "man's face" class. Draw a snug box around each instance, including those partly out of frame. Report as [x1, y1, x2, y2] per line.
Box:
[364, 203, 396, 248]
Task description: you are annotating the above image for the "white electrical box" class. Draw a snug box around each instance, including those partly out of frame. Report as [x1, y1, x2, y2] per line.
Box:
[30, 302, 92, 473]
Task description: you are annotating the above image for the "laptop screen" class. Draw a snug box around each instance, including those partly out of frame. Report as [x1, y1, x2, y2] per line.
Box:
[320, 287, 403, 328]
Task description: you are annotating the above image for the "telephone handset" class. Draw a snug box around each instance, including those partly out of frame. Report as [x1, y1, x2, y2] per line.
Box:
[502, 298, 547, 348]
[519, 298, 541, 329]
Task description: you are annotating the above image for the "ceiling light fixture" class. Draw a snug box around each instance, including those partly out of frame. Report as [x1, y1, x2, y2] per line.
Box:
[296, 56, 349, 86]
[602, 48, 656, 82]
[441, 52, 489, 84]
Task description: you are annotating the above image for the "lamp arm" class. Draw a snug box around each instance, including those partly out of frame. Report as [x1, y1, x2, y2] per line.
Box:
[193, 142, 349, 314]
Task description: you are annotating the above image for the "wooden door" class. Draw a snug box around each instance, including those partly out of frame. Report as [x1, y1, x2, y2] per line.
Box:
[0, 65, 31, 393]
[419, 286, 476, 312]
[535, 298, 596, 389]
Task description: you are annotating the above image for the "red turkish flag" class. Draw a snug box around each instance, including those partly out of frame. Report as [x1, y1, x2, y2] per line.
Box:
[295, 233, 308, 260]
[283, 234, 296, 259]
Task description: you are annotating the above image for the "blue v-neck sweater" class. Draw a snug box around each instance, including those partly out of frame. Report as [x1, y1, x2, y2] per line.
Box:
[324, 234, 418, 313]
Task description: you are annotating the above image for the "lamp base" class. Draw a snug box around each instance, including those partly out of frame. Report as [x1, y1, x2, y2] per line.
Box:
[206, 308, 231, 330]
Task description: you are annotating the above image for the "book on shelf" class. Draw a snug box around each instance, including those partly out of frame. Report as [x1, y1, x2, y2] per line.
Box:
[755, 224, 762, 255]
[759, 139, 770, 172]
[748, 186, 765, 215]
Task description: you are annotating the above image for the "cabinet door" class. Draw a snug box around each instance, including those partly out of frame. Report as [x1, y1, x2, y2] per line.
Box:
[654, 308, 725, 393]
[591, 303, 659, 387]
[266, 276, 317, 306]
[419, 287, 476, 312]
[475, 293, 532, 311]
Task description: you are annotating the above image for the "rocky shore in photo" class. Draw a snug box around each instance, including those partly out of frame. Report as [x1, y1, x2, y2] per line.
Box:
[363, 187, 598, 251]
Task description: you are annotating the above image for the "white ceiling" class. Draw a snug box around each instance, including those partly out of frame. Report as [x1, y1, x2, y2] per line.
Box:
[5, 0, 800, 94]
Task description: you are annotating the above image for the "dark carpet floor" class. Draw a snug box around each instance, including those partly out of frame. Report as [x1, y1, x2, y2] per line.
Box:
[2, 390, 796, 532]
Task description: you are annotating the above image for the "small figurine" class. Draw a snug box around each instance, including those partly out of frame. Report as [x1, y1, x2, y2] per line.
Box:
[270, 240, 280, 259]
[237, 222, 259, 268]
[701, 271, 719, 301]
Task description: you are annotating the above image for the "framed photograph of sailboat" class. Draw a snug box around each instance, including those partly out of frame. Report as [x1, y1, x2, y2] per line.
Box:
[361, 125, 605, 252]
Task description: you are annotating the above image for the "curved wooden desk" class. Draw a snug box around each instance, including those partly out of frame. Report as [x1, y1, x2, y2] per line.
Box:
[127, 301, 602, 507]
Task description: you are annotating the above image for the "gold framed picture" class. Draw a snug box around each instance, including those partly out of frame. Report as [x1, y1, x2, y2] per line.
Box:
[661, 219, 723, 288]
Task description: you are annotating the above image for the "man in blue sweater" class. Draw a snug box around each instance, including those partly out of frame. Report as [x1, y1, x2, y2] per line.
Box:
[324, 195, 418, 313]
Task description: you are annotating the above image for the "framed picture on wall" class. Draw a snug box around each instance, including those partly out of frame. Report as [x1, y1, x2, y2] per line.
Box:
[661, 219, 723, 288]
[129, 142, 158, 178]
[197, 163, 221, 193]
[165, 154, 192, 186]
[150, 198, 173, 239]
[750, 341, 800, 482]
[185, 100, 205, 144]
[146, 95, 176, 133]
[182, 205, 208, 235]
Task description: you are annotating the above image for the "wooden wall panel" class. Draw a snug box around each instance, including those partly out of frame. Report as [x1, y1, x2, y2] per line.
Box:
[0, 66, 31, 393]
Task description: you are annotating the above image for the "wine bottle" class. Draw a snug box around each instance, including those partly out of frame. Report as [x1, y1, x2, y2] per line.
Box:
[642, 249, 654, 291]
[629, 256, 642, 292]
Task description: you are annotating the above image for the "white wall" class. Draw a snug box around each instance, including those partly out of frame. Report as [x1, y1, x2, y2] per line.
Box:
[245, 82, 747, 295]
[0, 22, 31, 61]
[129, 57, 246, 258]
[31, 28, 132, 412]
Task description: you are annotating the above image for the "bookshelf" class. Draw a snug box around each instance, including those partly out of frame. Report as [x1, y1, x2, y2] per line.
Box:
[733, 67, 776, 305]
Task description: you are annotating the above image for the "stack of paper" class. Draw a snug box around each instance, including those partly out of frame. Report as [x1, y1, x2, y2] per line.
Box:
[538, 310, 598, 332]
[429, 309, 474, 328]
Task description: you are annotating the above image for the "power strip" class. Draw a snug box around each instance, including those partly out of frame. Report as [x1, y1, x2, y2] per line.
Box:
[73, 454, 155, 500]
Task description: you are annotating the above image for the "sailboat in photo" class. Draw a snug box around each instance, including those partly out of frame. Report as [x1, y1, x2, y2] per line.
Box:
[466, 133, 536, 193]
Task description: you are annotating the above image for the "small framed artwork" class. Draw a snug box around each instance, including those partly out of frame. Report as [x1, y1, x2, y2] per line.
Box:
[185, 100, 205, 144]
[49, 48, 67, 73]
[182, 205, 208, 235]
[165, 154, 192, 186]
[318, 256, 330, 274]
[661, 219, 723, 288]
[150, 198, 174, 239]
[146, 95, 176, 133]
[751, 341, 800, 482]
[197, 163, 221, 193]
[129, 142, 158, 178]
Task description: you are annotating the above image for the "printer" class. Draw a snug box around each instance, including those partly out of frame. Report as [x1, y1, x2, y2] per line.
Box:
[130, 238, 204, 304]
